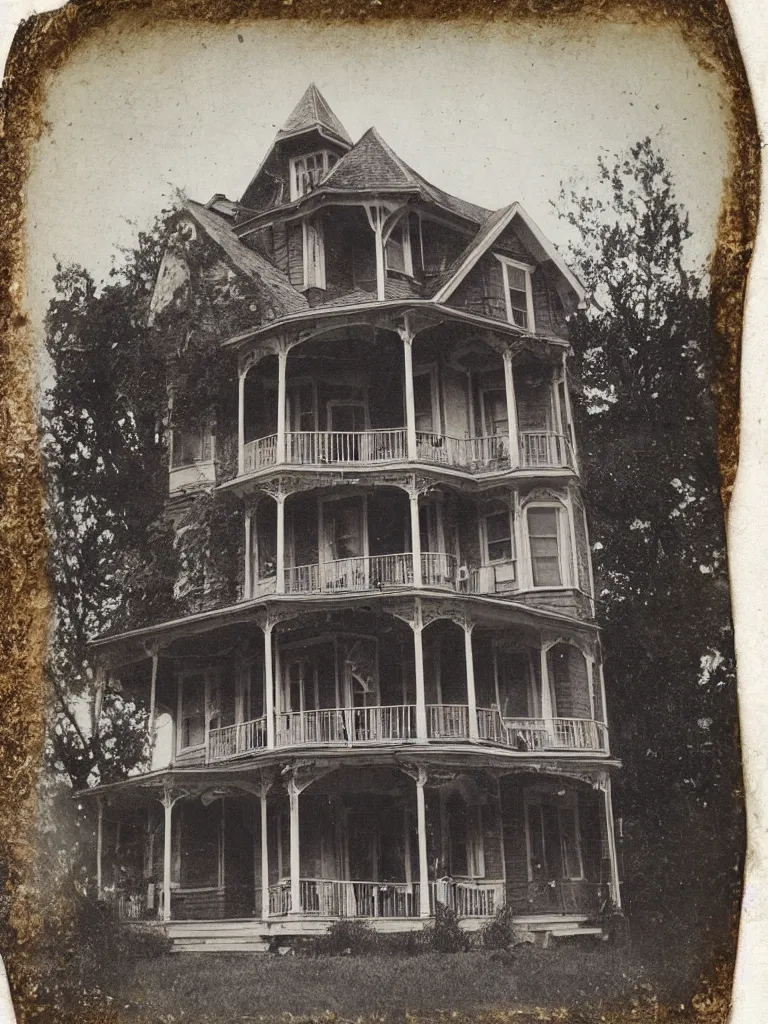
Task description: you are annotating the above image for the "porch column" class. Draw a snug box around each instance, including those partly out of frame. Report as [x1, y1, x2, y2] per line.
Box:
[161, 788, 177, 923]
[602, 776, 622, 908]
[96, 796, 104, 899]
[276, 348, 288, 464]
[540, 645, 555, 744]
[502, 349, 520, 469]
[275, 492, 286, 594]
[414, 769, 431, 917]
[148, 650, 159, 742]
[560, 351, 579, 472]
[403, 332, 418, 461]
[244, 510, 252, 600]
[412, 603, 427, 740]
[263, 622, 275, 749]
[463, 623, 479, 741]
[238, 366, 246, 475]
[287, 778, 301, 914]
[260, 784, 270, 919]
[408, 486, 423, 588]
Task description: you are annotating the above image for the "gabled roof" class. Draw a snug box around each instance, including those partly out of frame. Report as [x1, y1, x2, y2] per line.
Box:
[184, 200, 308, 318]
[431, 202, 586, 312]
[277, 82, 352, 148]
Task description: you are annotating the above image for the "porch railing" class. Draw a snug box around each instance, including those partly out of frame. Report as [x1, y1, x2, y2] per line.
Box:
[243, 434, 278, 473]
[268, 883, 292, 916]
[421, 551, 457, 588]
[278, 705, 417, 746]
[299, 879, 422, 918]
[284, 553, 414, 595]
[208, 716, 268, 762]
[500, 715, 609, 753]
[519, 431, 573, 469]
[427, 703, 470, 740]
[285, 429, 407, 466]
[430, 879, 505, 917]
[415, 432, 509, 471]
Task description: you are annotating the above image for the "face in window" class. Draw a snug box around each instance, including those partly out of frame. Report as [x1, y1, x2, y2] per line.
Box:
[507, 265, 529, 328]
[486, 510, 513, 563]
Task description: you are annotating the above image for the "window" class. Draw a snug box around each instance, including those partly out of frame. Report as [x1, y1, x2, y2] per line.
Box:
[171, 424, 213, 468]
[179, 672, 206, 750]
[526, 794, 583, 881]
[527, 506, 563, 587]
[289, 151, 338, 200]
[302, 217, 326, 290]
[446, 795, 485, 879]
[385, 219, 413, 276]
[497, 257, 535, 331]
[485, 510, 513, 564]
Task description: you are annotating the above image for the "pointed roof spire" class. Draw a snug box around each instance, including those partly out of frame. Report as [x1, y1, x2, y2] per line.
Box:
[276, 83, 352, 148]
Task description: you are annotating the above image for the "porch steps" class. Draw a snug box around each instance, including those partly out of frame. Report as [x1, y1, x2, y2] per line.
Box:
[165, 919, 272, 953]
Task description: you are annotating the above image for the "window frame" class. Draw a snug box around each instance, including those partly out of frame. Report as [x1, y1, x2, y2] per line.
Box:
[177, 669, 218, 754]
[289, 150, 338, 200]
[496, 255, 535, 331]
[170, 423, 215, 469]
[523, 789, 585, 882]
[302, 216, 326, 290]
[482, 507, 516, 568]
[524, 502, 569, 589]
[384, 217, 414, 278]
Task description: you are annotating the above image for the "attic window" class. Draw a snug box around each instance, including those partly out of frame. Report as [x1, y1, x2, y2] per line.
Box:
[290, 151, 338, 200]
[497, 256, 535, 331]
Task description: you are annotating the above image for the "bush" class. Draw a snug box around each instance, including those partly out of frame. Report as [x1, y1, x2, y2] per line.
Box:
[428, 902, 470, 953]
[307, 917, 379, 956]
[480, 903, 519, 950]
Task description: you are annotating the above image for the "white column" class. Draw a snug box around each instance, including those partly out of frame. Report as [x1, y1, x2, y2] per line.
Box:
[374, 208, 386, 301]
[561, 351, 579, 472]
[244, 510, 252, 600]
[287, 780, 301, 914]
[415, 771, 431, 917]
[96, 797, 104, 899]
[148, 651, 158, 741]
[413, 609, 427, 740]
[463, 624, 479, 741]
[264, 624, 275, 749]
[276, 348, 288, 464]
[403, 334, 418, 461]
[275, 493, 286, 594]
[238, 367, 246, 475]
[602, 776, 622, 908]
[409, 490, 423, 588]
[503, 349, 520, 468]
[260, 788, 270, 919]
[162, 792, 174, 922]
[540, 646, 554, 743]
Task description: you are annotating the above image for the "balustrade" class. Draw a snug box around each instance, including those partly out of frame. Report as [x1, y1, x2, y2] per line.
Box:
[284, 553, 413, 595]
[519, 431, 573, 469]
[285, 429, 407, 465]
[243, 434, 278, 472]
[298, 879, 422, 918]
[208, 717, 268, 761]
[426, 703, 470, 740]
[429, 879, 505, 917]
[278, 705, 417, 746]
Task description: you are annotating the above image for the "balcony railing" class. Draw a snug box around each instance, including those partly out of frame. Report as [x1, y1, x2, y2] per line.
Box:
[208, 716, 268, 762]
[278, 705, 417, 746]
[286, 429, 407, 465]
[421, 552, 457, 588]
[519, 431, 573, 469]
[299, 879, 423, 918]
[202, 708, 607, 761]
[284, 553, 414, 595]
[240, 430, 574, 475]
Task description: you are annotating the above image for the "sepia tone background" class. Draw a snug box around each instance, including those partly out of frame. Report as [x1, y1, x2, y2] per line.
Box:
[0, 1, 764, 1021]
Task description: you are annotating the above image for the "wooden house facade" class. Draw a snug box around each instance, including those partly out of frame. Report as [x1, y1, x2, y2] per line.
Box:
[85, 85, 621, 948]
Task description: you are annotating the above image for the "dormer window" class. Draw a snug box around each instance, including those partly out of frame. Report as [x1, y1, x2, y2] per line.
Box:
[497, 256, 535, 331]
[385, 219, 414, 277]
[289, 151, 338, 200]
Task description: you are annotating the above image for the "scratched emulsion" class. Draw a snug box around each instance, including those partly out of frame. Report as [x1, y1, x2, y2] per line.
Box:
[0, 1, 758, 1022]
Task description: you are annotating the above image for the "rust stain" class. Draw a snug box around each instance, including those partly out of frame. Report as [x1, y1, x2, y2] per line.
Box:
[0, 0, 757, 1021]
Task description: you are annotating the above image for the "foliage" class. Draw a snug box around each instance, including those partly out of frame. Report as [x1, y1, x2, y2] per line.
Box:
[307, 917, 379, 956]
[428, 902, 470, 953]
[556, 138, 742, 951]
[480, 902, 521, 950]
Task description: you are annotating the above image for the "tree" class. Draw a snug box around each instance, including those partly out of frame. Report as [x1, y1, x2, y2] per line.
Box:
[556, 139, 742, 960]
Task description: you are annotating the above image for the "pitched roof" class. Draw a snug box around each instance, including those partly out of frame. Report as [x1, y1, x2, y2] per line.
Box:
[276, 83, 352, 147]
[321, 127, 491, 225]
[184, 200, 309, 318]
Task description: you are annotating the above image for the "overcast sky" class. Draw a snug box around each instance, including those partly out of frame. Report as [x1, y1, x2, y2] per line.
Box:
[24, 17, 730, 344]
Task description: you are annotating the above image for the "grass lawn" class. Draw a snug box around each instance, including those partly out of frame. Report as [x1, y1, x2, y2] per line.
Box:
[115, 943, 706, 1023]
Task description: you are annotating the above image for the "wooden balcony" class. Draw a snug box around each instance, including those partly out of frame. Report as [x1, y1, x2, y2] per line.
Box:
[240, 430, 574, 475]
[205, 707, 608, 761]
[282, 552, 457, 595]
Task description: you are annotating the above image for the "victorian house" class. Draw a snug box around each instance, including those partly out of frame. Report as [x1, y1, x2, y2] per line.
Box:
[84, 85, 622, 950]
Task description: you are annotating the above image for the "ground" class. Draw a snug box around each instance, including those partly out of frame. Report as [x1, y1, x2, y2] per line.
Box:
[109, 944, 711, 1023]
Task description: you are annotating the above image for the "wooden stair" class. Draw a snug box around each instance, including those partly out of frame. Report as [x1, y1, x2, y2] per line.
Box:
[165, 919, 272, 953]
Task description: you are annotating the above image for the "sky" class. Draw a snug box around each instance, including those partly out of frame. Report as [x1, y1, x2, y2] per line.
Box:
[24, 17, 730, 348]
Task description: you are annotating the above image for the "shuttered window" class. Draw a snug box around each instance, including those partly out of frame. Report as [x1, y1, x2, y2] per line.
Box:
[527, 507, 562, 587]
